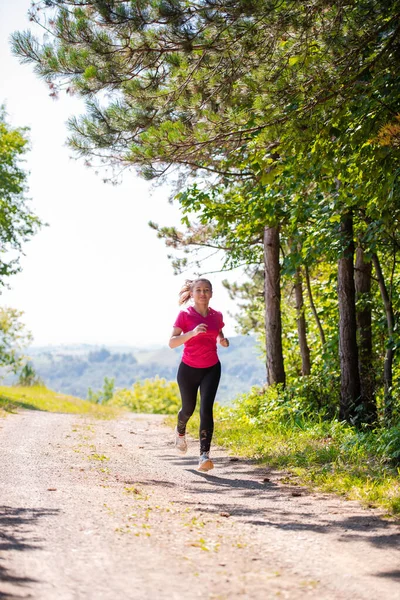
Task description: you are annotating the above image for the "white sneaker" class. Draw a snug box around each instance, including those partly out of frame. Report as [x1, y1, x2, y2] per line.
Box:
[198, 452, 214, 472]
[174, 428, 187, 454]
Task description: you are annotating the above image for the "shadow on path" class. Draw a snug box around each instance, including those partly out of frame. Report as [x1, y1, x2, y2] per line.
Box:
[159, 454, 400, 565]
[0, 506, 59, 596]
[0, 398, 42, 413]
[374, 570, 400, 581]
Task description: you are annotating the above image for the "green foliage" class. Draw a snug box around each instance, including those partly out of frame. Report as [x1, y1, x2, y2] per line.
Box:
[0, 307, 32, 372]
[13, 1, 399, 178]
[17, 362, 43, 387]
[192, 383, 400, 514]
[87, 376, 115, 404]
[223, 271, 265, 336]
[0, 107, 42, 284]
[110, 377, 181, 414]
[228, 371, 340, 429]
[0, 109, 41, 375]
[374, 426, 400, 463]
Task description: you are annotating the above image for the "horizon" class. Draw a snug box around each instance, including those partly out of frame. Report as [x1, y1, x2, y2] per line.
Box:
[27, 332, 255, 352]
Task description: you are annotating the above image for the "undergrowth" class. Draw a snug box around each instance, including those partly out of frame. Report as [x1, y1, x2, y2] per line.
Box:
[183, 378, 400, 516]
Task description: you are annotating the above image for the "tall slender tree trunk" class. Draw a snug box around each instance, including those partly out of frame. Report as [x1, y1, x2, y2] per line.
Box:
[355, 247, 376, 424]
[304, 265, 326, 347]
[263, 225, 285, 386]
[295, 267, 311, 376]
[371, 252, 395, 424]
[338, 213, 361, 423]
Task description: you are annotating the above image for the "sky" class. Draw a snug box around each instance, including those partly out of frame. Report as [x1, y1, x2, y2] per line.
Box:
[0, 0, 243, 348]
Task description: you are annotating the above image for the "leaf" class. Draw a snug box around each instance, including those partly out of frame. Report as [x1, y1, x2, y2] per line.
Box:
[288, 56, 300, 66]
[261, 171, 276, 185]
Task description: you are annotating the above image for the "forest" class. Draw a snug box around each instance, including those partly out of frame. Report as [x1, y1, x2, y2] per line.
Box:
[10, 0, 400, 431]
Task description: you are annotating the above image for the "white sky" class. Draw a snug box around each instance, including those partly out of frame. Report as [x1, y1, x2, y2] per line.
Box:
[0, 0, 243, 348]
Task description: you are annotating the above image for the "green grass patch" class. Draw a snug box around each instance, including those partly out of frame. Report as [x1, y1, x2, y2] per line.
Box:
[178, 387, 400, 517]
[89, 453, 110, 461]
[0, 385, 120, 418]
[215, 413, 399, 514]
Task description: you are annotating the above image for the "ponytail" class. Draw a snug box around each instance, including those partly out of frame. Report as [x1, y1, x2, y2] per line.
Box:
[178, 279, 193, 305]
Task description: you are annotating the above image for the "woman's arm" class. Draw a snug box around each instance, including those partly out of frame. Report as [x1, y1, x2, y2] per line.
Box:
[168, 324, 208, 349]
[217, 330, 229, 347]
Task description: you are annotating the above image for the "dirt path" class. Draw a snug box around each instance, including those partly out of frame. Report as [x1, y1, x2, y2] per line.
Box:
[0, 410, 399, 600]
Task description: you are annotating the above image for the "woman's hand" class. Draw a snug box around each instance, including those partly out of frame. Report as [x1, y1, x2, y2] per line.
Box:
[192, 323, 208, 336]
[169, 324, 208, 348]
[219, 337, 229, 347]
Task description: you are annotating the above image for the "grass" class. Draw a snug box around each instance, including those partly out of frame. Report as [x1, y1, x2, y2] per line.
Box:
[179, 404, 400, 517]
[3, 381, 399, 517]
[0, 385, 120, 418]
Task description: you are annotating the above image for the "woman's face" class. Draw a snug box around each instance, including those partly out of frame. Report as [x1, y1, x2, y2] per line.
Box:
[190, 280, 213, 304]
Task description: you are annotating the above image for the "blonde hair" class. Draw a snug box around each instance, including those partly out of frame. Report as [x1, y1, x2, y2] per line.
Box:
[178, 278, 213, 305]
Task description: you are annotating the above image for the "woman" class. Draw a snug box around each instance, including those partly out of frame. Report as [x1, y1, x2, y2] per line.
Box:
[169, 278, 229, 472]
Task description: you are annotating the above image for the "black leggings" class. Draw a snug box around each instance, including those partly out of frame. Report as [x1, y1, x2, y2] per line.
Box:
[176, 361, 221, 454]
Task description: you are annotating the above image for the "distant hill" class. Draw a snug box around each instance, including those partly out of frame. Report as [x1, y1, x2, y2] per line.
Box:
[5, 336, 266, 404]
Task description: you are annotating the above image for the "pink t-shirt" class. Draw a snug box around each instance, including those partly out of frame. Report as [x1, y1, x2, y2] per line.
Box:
[173, 306, 225, 368]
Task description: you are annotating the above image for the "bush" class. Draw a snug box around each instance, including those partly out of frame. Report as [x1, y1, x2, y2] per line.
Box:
[228, 370, 339, 430]
[17, 363, 43, 387]
[87, 376, 115, 404]
[110, 377, 181, 414]
[373, 425, 400, 464]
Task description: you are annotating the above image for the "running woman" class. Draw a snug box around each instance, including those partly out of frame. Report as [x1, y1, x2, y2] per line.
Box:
[169, 278, 229, 472]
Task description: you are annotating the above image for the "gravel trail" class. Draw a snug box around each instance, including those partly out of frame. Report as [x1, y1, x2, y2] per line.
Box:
[0, 410, 399, 599]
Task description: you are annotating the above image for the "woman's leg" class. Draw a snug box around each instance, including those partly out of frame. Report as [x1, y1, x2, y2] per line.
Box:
[199, 361, 221, 454]
[176, 362, 201, 434]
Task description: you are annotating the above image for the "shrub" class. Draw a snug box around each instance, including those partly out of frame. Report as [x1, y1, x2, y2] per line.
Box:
[17, 363, 43, 387]
[227, 370, 339, 430]
[87, 376, 115, 404]
[110, 377, 180, 414]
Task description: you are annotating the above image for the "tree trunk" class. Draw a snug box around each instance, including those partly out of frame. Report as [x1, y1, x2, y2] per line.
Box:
[355, 247, 376, 424]
[263, 225, 285, 386]
[338, 213, 361, 423]
[295, 267, 311, 376]
[304, 265, 326, 347]
[371, 252, 395, 424]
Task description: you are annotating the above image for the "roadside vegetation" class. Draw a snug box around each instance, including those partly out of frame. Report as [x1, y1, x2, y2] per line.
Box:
[1, 374, 399, 516]
[184, 384, 400, 517]
[0, 385, 119, 419]
[109, 377, 181, 415]
[105, 376, 397, 517]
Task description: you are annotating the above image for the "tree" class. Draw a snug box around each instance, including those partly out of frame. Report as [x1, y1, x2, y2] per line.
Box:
[87, 376, 115, 403]
[371, 252, 396, 424]
[294, 265, 311, 377]
[12, 0, 400, 424]
[12, 1, 400, 176]
[264, 225, 285, 386]
[337, 212, 361, 423]
[0, 307, 32, 373]
[355, 247, 375, 424]
[17, 362, 43, 386]
[0, 107, 42, 285]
